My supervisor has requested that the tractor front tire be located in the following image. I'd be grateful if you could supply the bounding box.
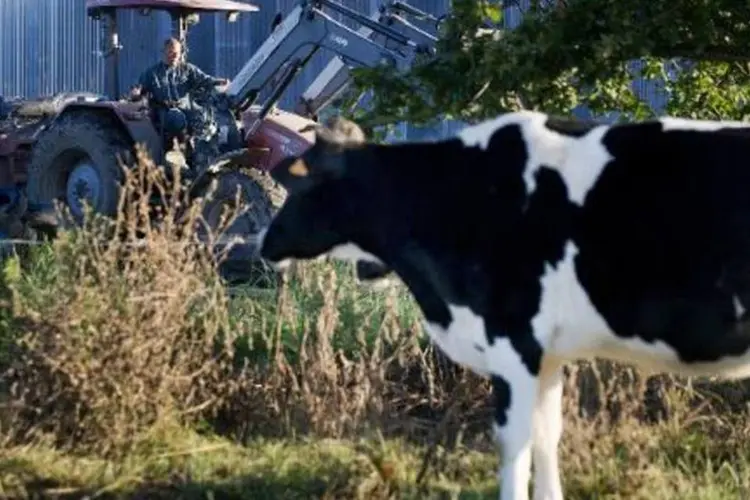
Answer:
[26,111,132,224]
[196,170,277,286]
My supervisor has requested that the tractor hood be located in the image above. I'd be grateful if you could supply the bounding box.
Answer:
[85,0,260,14]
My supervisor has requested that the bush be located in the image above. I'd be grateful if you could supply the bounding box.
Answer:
[0,148,252,457]
[0,147,480,458]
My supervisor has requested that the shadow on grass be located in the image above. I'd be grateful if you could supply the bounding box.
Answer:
[5,464,498,500]
[0,435,499,500]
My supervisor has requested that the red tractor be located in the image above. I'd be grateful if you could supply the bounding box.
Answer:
[0,0,435,282]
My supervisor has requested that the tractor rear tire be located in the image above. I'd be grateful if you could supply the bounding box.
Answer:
[196,170,276,286]
[26,111,132,224]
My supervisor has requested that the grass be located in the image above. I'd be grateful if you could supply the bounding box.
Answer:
[1,418,748,499]
[0,429,499,499]
[1,149,750,498]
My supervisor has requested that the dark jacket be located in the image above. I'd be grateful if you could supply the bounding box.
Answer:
[137,61,222,107]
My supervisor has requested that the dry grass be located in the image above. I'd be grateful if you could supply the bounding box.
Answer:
[0,150,750,498]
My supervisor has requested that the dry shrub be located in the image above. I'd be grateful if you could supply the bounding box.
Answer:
[556,360,750,496]
[214,259,492,444]
[0,146,250,457]
[0,143,490,461]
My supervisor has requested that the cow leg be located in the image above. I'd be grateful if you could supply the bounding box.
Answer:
[531,360,564,500]
[490,344,540,500]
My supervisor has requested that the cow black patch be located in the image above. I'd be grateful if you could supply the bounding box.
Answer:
[355,260,390,281]
[573,121,750,363]
[492,375,512,426]
[478,166,573,375]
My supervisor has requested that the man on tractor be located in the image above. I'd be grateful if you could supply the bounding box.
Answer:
[130,37,230,178]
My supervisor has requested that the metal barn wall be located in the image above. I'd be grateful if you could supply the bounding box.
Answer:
[0,0,171,98]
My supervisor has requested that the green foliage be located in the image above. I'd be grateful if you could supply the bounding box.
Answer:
[346,0,750,128]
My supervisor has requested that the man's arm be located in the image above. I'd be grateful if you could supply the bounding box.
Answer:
[186,63,229,90]
[131,67,155,100]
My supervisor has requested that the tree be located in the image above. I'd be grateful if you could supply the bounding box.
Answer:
[346,0,750,132]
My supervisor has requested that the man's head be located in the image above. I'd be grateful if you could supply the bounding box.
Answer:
[163,37,183,67]
[258,117,391,281]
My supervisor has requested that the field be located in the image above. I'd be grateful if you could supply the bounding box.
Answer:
[1,155,750,499]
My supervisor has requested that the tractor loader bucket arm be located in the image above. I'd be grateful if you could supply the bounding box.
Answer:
[225,0,422,113]
[294,1,438,118]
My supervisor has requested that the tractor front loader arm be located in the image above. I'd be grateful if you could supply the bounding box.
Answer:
[224,0,422,116]
[294,0,439,118]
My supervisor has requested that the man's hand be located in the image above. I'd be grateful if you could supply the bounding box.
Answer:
[129,85,143,101]
[214,78,230,87]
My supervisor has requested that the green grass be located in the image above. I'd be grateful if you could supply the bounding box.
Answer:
[1,426,749,499]
[0,427,494,499]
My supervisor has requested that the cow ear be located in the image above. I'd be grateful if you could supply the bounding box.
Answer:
[271,155,317,192]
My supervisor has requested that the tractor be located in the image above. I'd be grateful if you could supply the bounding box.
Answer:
[0,0,439,282]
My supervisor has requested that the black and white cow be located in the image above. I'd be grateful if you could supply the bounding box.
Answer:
[258,110,750,500]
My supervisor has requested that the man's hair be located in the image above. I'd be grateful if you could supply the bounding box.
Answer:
[164,37,182,48]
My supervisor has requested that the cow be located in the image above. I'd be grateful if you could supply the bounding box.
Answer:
[257,109,750,500]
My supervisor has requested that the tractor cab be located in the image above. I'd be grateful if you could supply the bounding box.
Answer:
[85,0,260,100]
[85,0,260,167]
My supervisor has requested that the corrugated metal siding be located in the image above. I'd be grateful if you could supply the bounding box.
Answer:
[0,0,170,98]
[113,8,172,94]
[1,0,671,138]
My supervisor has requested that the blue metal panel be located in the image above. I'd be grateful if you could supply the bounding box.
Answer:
[185,11,217,74]
[211,0,280,99]
[0,0,169,99]
[114,8,172,94]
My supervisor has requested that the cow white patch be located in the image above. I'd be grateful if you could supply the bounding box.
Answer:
[734,296,746,319]
[530,241,750,380]
[423,304,491,375]
[458,110,568,194]
[457,110,545,150]
[359,276,397,291]
[329,243,385,266]
[551,126,613,205]
[659,116,750,132]
[457,111,613,206]
[488,343,536,500]
[531,359,565,500]
[329,243,394,289]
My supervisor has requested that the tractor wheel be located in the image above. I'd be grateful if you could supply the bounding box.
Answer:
[196,170,277,287]
[25,111,132,224]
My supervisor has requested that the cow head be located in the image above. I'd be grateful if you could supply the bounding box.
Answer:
[259,117,392,283]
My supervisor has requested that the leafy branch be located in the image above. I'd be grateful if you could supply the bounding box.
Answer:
[344,0,750,129]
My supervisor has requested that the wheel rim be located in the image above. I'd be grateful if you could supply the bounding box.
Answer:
[65,158,101,221]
